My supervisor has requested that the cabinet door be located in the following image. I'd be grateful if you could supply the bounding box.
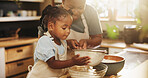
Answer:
[5,45,33,62]
[6,58,33,76]
[11,73,27,78]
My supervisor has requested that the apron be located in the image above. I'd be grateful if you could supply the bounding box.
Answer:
[26,32,67,78]
[66,14,89,59]
[67,14,89,41]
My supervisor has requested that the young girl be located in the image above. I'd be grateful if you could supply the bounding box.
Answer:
[27,5,90,78]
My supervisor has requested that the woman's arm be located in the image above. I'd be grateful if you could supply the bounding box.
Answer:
[67,34,102,49]
[87,34,102,47]
[79,34,102,49]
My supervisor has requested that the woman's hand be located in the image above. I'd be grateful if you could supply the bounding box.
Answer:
[79,39,87,49]
[72,54,90,66]
[67,39,79,49]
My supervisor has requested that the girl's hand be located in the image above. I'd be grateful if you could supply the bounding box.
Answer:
[72,54,91,66]
[79,39,87,49]
[67,39,79,49]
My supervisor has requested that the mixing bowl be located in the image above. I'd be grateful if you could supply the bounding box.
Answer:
[101,55,125,76]
[69,65,101,78]
[74,49,106,66]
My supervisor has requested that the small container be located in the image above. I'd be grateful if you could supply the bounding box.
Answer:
[18,10,27,17]
[124,25,140,44]
[27,10,32,16]
[0,9,3,17]
[32,10,37,16]
[7,11,15,17]
[21,10,27,17]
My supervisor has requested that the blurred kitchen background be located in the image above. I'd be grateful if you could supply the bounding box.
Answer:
[0,0,148,78]
[0,0,148,42]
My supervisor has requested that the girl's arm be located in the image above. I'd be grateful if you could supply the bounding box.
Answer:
[46,54,90,69]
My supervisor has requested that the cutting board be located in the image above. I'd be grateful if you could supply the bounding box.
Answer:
[130,43,148,50]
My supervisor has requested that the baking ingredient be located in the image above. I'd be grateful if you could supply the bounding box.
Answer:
[102,59,117,63]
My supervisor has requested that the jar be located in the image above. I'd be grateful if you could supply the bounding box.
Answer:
[124,25,140,44]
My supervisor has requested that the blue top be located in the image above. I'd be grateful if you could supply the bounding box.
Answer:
[34,36,66,63]
[71,4,103,35]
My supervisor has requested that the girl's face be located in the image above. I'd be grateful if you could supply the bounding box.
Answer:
[63,0,86,20]
[50,15,73,40]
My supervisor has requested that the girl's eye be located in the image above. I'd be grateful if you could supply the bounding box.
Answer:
[62,27,66,30]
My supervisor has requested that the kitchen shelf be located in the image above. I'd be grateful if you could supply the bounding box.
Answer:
[0,0,44,2]
[0,16,41,22]
[19,0,44,2]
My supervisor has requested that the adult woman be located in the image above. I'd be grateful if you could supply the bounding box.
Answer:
[62,0,103,49]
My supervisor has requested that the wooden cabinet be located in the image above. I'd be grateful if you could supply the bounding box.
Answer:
[0,38,38,78]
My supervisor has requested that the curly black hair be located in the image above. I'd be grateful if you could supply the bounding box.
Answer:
[40,5,70,32]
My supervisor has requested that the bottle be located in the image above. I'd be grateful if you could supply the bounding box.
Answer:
[0,9,3,17]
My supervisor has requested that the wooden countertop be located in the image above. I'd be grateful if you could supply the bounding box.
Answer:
[0,38,38,47]
[100,39,127,49]
[101,39,148,53]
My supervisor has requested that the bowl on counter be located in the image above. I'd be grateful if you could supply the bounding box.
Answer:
[101,55,125,76]
[74,49,107,66]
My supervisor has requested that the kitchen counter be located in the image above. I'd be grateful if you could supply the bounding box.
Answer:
[0,37,38,47]
[117,51,148,78]
[120,60,148,78]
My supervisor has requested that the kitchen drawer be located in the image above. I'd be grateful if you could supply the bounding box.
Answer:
[6,58,33,76]
[5,45,33,62]
[11,73,28,78]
